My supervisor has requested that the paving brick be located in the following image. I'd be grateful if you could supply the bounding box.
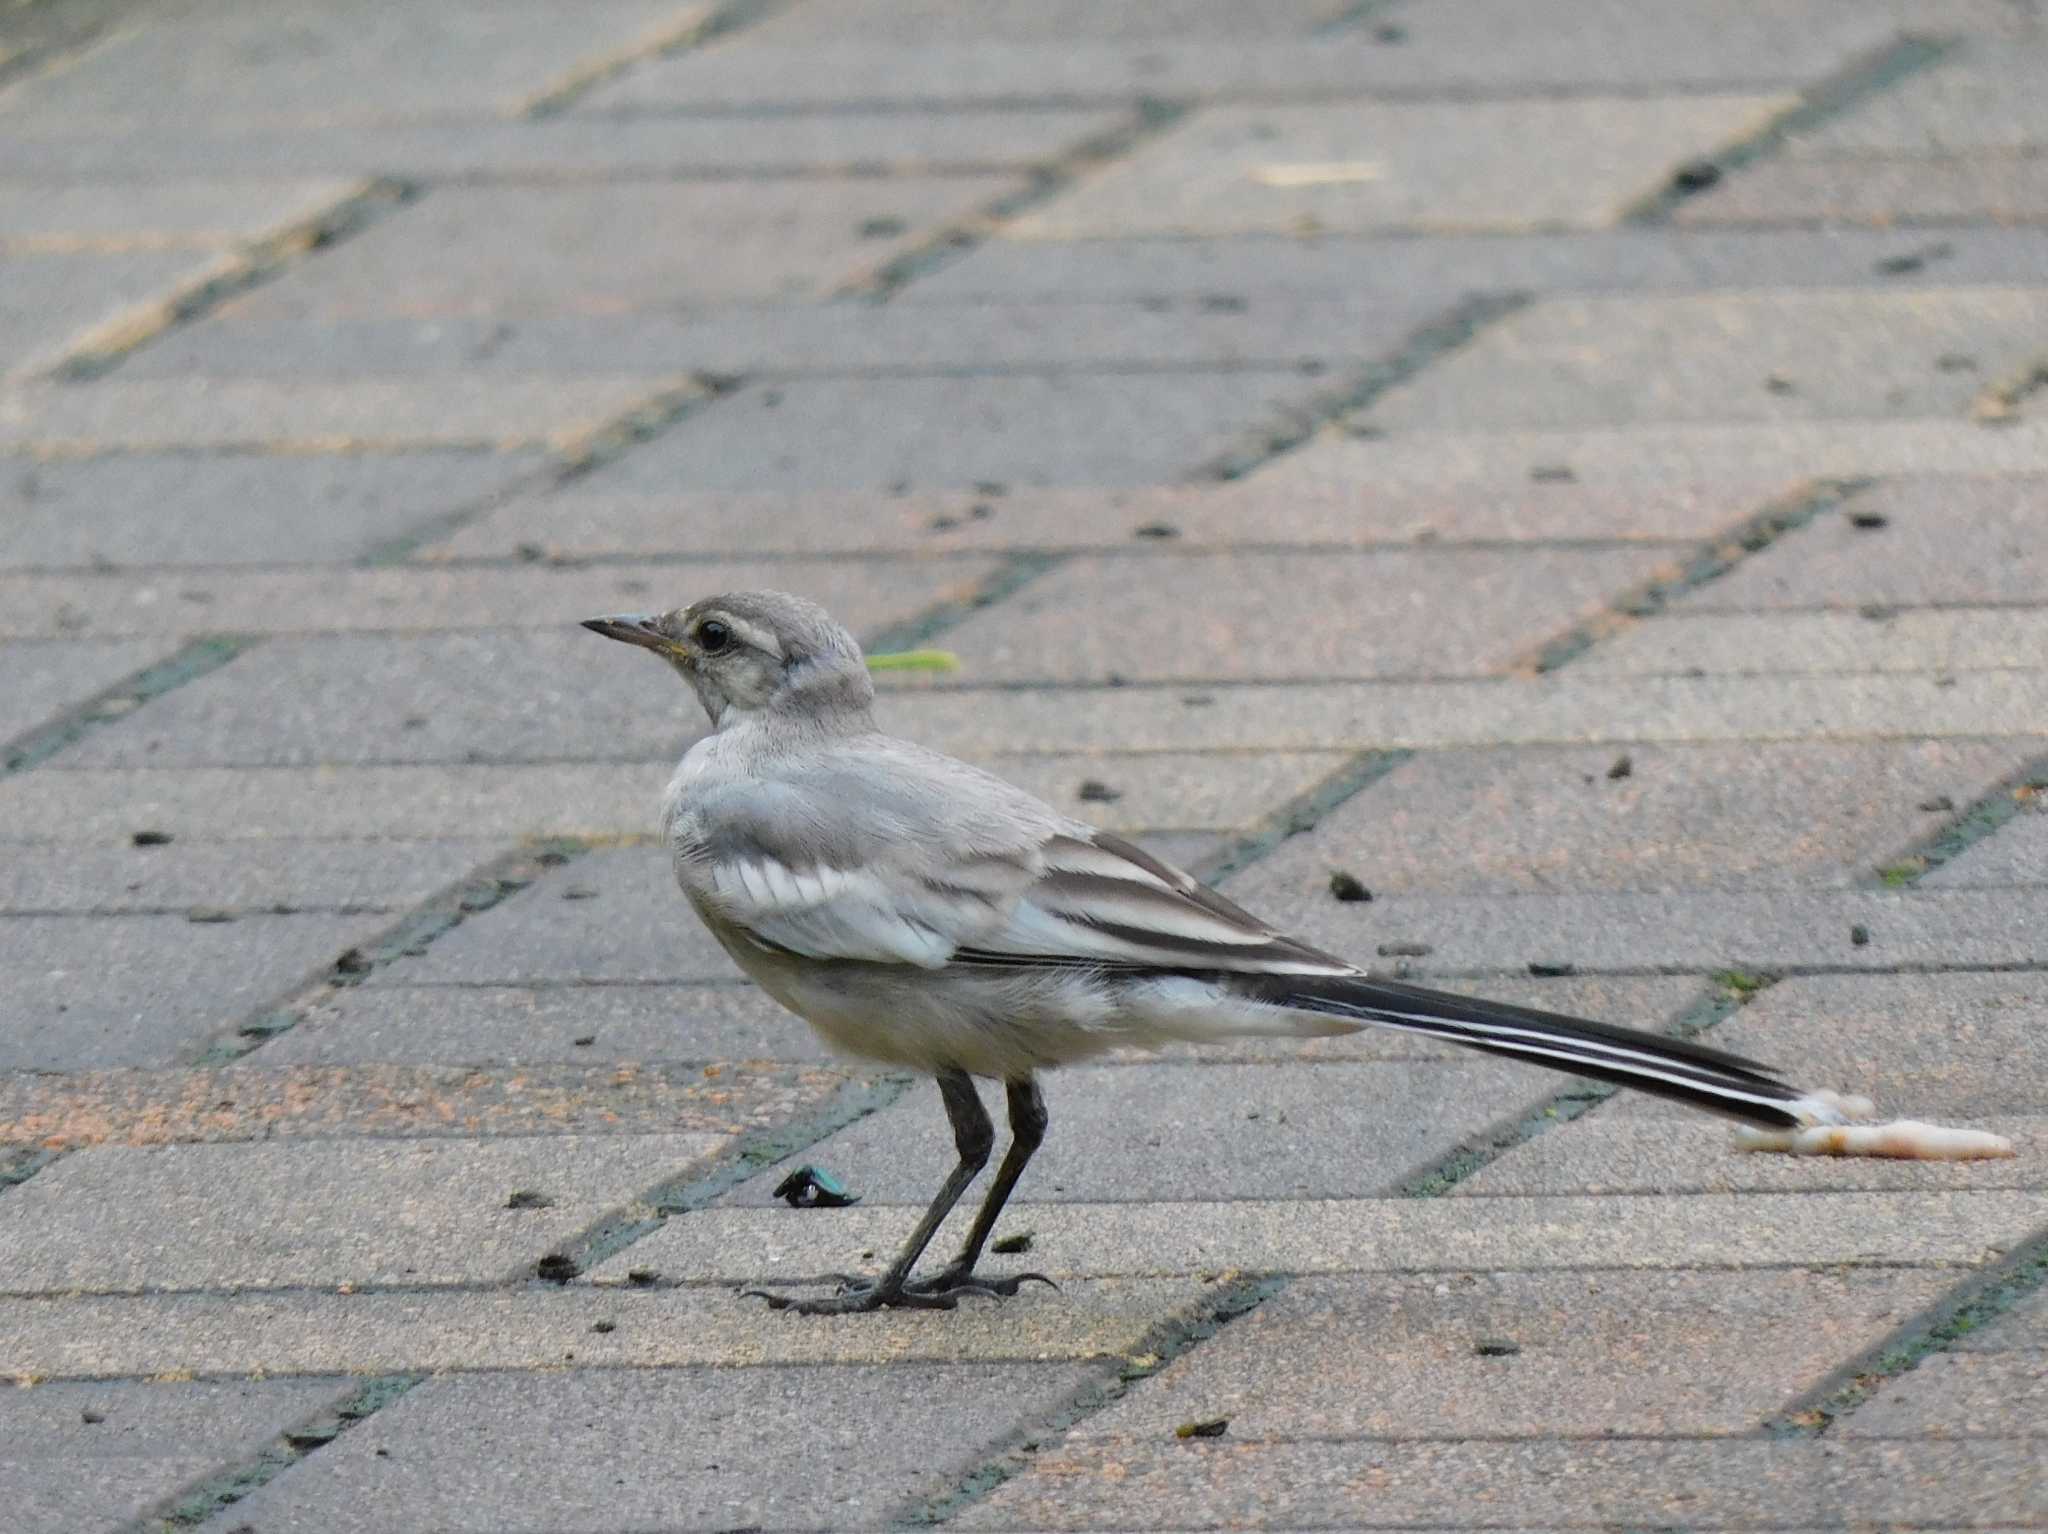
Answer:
[571,370,1335,492]
[725,1059,1560,1209]
[0,637,175,741]
[223,1363,1097,1534]
[0,911,387,1070]
[0,838,497,914]
[1843,1351,2048,1438]
[1924,806,2048,886]
[913,225,2048,302]
[955,1437,2048,1531]
[0,1377,351,1534]
[0,1280,1195,1379]
[742,0,1349,41]
[0,1,715,122]
[594,1188,2042,1284]
[932,547,1679,682]
[0,555,996,640]
[1681,476,2048,610]
[370,846,743,985]
[0,1132,724,1293]
[1957,1284,2048,1350]
[879,671,2048,758]
[1010,96,1795,237]
[1674,151,2048,226]
[261,982,833,1066]
[429,478,1764,562]
[0,764,660,843]
[0,374,682,453]
[1575,608,2048,677]
[1608,972,2048,1119]
[1236,739,2038,895]
[1075,1268,1952,1440]
[0,249,227,379]
[2,106,1129,179]
[1183,886,2048,980]
[212,178,1020,317]
[0,449,546,568]
[1261,419,2048,494]
[0,177,358,243]
[130,289,1437,379]
[1451,1114,2045,1196]
[1792,37,2048,154]
[966,751,1352,834]
[1367,289,2047,431]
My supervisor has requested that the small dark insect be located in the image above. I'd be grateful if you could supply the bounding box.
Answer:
[590,1321,617,1334]
[1328,870,1373,903]
[1670,160,1720,192]
[1077,779,1123,803]
[1848,511,1889,530]
[1175,1417,1230,1439]
[1528,961,1577,978]
[1850,925,1871,947]
[626,1268,659,1288]
[505,1190,553,1210]
[1474,1337,1522,1358]
[535,1253,579,1283]
[1606,753,1634,781]
[991,1230,1035,1255]
[1377,941,1432,958]
[131,829,173,846]
[774,1165,861,1208]
[1132,522,1181,540]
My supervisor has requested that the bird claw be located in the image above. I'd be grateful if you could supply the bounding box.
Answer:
[740,1268,1057,1314]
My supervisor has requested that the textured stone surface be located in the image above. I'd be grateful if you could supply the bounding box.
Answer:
[0,911,388,1070]
[0,637,174,741]
[1077,1268,1951,1439]
[1682,477,2048,609]
[1924,806,2048,886]
[0,177,358,243]
[0,1132,725,1292]
[1792,37,2048,154]
[934,547,1677,681]
[1237,739,2038,895]
[1011,96,1795,237]
[0,249,226,379]
[0,838,495,914]
[1367,289,2048,431]
[1674,152,2048,226]
[0,450,547,568]
[222,1363,1097,1534]
[1838,1350,2048,1437]
[1575,607,2048,677]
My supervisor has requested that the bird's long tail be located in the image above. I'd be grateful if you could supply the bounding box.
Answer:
[1240,972,1846,1130]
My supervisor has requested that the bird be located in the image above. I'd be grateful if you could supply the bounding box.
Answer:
[583,589,1856,1315]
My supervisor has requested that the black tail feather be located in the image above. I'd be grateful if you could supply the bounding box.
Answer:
[1244,972,1811,1130]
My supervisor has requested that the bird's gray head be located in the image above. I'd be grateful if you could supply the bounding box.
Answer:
[582,590,874,730]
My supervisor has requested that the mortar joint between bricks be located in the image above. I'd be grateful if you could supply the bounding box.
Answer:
[518,0,796,118]
[858,552,1072,657]
[1860,747,2048,891]
[0,633,259,779]
[184,838,597,1068]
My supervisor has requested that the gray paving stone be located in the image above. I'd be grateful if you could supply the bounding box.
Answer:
[1076,1268,1952,1439]
[1011,96,1794,237]
[741,0,1348,41]
[1191,885,2048,980]
[0,637,174,741]
[1793,37,2048,154]
[955,1437,2048,1530]
[1608,971,2048,1119]
[913,225,2048,302]
[1367,288,2047,431]
[0,1376,351,1534]
[129,289,1437,381]
[0,911,383,1069]
[213,177,1019,317]
[429,477,1764,562]
[964,752,1352,835]
[572,370,1335,492]
[1574,608,2048,678]
[1842,1351,2048,1437]
[1957,1284,2048,1350]
[0,1280,1196,1379]
[1924,806,2048,887]
[0,838,497,913]
[1451,1114,2045,1196]
[1237,739,2038,895]
[725,1059,1560,1208]
[0,0,715,121]
[371,846,743,985]
[597,1188,2043,1284]
[0,176,357,242]
[2,106,1129,178]
[1682,476,2048,610]
[223,1362,1097,1534]
[0,764,661,843]
[1674,151,2048,226]
[0,249,226,380]
[0,449,547,569]
[0,555,997,640]
[262,982,832,1066]
[0,1131,723,1293]
[933,547,1678,682]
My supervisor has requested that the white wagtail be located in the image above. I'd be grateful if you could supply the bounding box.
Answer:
[585,590,1867,1314]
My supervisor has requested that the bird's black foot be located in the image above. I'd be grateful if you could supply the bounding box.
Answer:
[904,1265,1059,1299]
[743,1267,1057,1314]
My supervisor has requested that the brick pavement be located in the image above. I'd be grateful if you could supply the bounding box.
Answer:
[1,0,2045,1530]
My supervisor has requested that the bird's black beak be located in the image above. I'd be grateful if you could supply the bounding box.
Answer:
[581,614,680,656]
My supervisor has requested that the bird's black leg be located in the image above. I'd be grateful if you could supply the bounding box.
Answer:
[747,1069,992,1315]
[905,1077,1056,1299]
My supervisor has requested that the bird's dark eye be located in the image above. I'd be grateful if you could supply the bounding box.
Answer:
[695,618,732,654]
